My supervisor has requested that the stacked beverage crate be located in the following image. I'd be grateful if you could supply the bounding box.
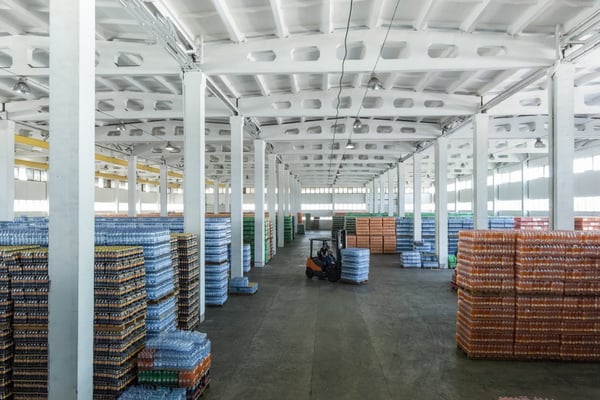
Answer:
[10,248,49,399]
[133,330,211,399]
[97,229,177,339]
[340,248,370,283]
[173,234,200,331]
[205,219,231,306]
[382,217,397,254]
[400,251,421,268]
[0,250,11,400]
[514,217,548,230]
[455,231,518,358]
[94,246,147,399]
[421,218,436,252]
[488,217,514,230]
[369,218,383,254]
[170,236,180,303]
[574,217,600,231]
[395,218,414,252]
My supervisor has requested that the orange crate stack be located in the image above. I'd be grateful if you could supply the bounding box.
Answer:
[355,218,370,236]
[369,235,383,254]
[356,235,370,249]
[382,217,396,236]
[383,236,397,254]
[574,217,600,231]
[369,218,383,235]
[346,235,357,248]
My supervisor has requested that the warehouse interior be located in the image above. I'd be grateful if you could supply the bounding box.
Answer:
[1,0,600,399]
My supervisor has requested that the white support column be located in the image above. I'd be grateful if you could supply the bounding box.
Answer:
[213,178,220,214]
[387,169,394,216]
[379,176,384,214]
[371,180,376,213]
[0,121,15,221]
[548,62,575,230]
[277,163,285,247]
[127,155,137,217]
[492,168,498,217]
[48,0,95,397]
[413,154,422,243]
[285,170,291,215]
[268,154,277,255]
[435,137,448,268]
[225,183,230,212]
[454,177,459,212]
[230,116,244,278]
[473,113,489,230]
[254,139,266,267]
[183,71,206,321]
[114,189,120,215]
[160,163,168,217]
[397,163,406,217]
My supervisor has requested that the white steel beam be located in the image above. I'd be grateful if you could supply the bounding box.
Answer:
[0,36,179,77]
[269,0,289,38]
[230,115,244,278]
[160,163,168,216]
[446,71,474,94]
[473,113,489,229]
[320,0,334,34]
[476,70,518,96]
[183,71,206,321]
[397,162,405,217]
[290,74,300,93]
[124,76,151,93]
[218,75,241,98]
[413,0,438,30]
[413,153,422,242]
[255,75,270,97]
[96,76,120,91]
[154,76,179,95]
[507,0,554,36]
[367,0,386,29]
[0,121,15,221]
[549,62,575,230]
[48,0,94,398]
[460,0,492,33]
[4,0,49,29]
[435,136,448,268]
[210,0,246,42]
[201,30,555,74]
[127,155,138,216]
[268,154,277,255]
[0,14,24,35]
[254,139,266,267]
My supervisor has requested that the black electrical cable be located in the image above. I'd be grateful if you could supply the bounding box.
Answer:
[328,0,354,187]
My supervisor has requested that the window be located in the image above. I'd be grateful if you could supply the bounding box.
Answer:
[574,157,593,174]
[509,170,521,183]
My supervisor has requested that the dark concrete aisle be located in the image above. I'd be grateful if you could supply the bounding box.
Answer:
[201,232,600,400]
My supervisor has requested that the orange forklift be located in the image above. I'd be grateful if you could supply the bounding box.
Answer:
[305,230,346,282]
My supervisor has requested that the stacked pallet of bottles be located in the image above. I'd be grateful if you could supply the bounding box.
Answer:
[574,217,600,231]
[513,217,548,230]
[284,216,294,243]
[488,216,514,230]
[369,218,383,254]
[173,234,200,330]
[455,231,518,358]
[345,215,356,234]
[395,218,414,252]
[421,218,436,253]
[0,250,12,400]
[331,215,345,237]
[514,231,600,360]
[94,246,147,399]
[134,330,211,399]
[242,214,271,264]
[382,217,396,254]
[170,236,180,315]
[205,219,231,306]
[10,248,49,399]
[243,244,251,273]
[355,218,370,249]
[97,229,177,339]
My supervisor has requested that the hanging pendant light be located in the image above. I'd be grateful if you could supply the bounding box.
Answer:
[13,79,31,95]
[367,74,383,90]
[345,140,356,150]
[534,137,546,149]
[353,117,362,130]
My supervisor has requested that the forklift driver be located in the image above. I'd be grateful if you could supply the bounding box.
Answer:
[317,241,335,269]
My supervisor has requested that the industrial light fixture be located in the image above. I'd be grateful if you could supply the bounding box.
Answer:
[165,141,179,153]
[345,140,356,150]
[117,121,127,131]
[534,137,546,149]
[40,130,49,142]
[460,162,466,168]
[353,118,362,130]
[13,79,31,95]
[489,153,495,160]
[367,74,383,90]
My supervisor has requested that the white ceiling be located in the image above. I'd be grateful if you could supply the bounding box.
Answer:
[1,0,600,187]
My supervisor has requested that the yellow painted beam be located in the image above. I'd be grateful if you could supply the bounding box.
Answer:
[15,159,48,170]
[14,135,49,149]
[95,153,128,167]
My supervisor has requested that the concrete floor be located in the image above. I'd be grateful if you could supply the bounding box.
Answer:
[201,231,600,400]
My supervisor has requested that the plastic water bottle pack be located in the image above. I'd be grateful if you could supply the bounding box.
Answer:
[400,251,422,268]
[118,385,187,400]
[243,244,251,272]
[341,248,370,282]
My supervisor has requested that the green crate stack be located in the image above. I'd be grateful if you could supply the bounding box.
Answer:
[448,255,457,269]
[243,216,272,263]
[332,215,345,234]
[284,216,294,243]
[345,216,356,234]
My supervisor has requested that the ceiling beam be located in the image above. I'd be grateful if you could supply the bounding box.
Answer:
[210,0,246,42]
[320,0,334,34]
[446,71,474,94]
[200,30,555,74]
[217,75,241,98]
[123,76,151,93]
[367,0,386,29]
[154,76,179,95]
[413,0,438,31]
[268,0,289,38]
[255,75,270,97]
[460,0,492,33]
[507,0,554,35]
[3,0,49,30]
[290,74,300,94]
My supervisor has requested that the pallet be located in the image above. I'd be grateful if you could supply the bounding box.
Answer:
[229,282,258,296]
[339,279,368,285]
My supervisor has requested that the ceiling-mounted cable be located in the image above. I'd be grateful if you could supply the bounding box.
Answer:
[327,0,354,186]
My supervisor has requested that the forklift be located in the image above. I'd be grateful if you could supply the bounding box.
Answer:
[305,230,346,282]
